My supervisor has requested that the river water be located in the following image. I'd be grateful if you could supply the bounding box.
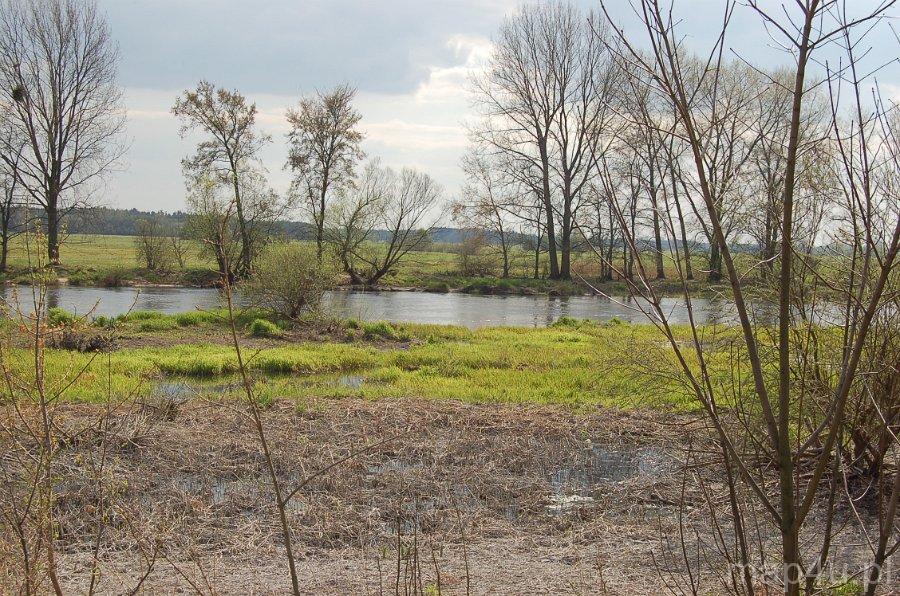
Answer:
[0,285,754,328]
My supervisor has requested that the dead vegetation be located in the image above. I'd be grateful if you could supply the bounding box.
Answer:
[0,394,893,594]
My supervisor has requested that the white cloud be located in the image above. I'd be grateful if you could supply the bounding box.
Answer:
[114,33,490,211]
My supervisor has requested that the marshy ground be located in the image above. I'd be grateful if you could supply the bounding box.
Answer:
[2,313,895,593]
[15,394,889,595]
[47,396,693,594]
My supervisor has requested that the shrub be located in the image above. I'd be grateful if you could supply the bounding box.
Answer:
[424,281,450,293]
[47,328,117,352]
[66,270,93,286]
[124,310,166,321]
[135,217,174,272]
[456,231,499,277]
[48,307,76,327]
[242,242,335,319]
[92,315,118,329]
[552,316,580,328]
[249,318,282,338]
[98,267,131,287]
[156,355,234,376]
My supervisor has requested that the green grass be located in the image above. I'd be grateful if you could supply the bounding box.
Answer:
[5,318,718,409]
[249,318,282,338]
[0,233,737,296]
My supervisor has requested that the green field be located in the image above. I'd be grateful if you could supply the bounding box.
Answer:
[4,311,727,410]
[1,233,735,296]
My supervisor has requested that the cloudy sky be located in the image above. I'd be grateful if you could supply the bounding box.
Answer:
[97,0,899,217]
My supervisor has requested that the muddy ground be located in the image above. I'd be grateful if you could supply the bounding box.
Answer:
[3,396,897,594]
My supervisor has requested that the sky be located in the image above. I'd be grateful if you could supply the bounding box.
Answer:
[97,0,899,219]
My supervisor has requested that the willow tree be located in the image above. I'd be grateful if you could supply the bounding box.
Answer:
[327,161,440,286]
[0,0,125,265]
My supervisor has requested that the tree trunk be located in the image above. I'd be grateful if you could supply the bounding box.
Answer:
[708,240,722,282]
[671,174,693,280]
[559,184,572,280]
[605,208,615,281]
[501,243,510,278]
[46,203,60,266]
[762,198,776,280]
[316,174,328,261]
[559,228,571,280]
[1,214,9,272]
[228,161,252,276]
[539,142,560,279]
[648,165,665,279]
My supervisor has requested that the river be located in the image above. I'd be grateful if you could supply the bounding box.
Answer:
[0,285,757,328]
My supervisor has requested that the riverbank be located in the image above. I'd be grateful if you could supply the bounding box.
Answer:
[0,263,735,299]
[0,233,738,297]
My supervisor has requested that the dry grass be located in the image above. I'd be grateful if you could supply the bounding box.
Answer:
[3,395,892,594]
[10,396,688,594]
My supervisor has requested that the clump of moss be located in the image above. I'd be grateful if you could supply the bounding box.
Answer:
[137,318,178,332]
[175,311,219,327]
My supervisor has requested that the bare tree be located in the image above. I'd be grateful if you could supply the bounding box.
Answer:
[0,135,25,272]
[0,0,125,265]
[184,175,243,281]
[472,3,563,279]
[173,81,270,276]
[286,84,364,260]
[596,1,899,593]
[327,160,441,286]
[454,151,516,278]
[134,217,171,272]
[473,3,619,280]
[168,230,190,270]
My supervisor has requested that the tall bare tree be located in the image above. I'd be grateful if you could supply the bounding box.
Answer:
[0,134,24,272]
[286,84,364,260]
[173,81,270,276]
[0,0,125,265]
[472,3,563,279]
[473,3,618,280]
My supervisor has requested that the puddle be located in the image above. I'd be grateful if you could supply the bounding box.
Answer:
[173,475,306,514]
[153,381,195,400]
[551,444,672,488]
[546,443,674,515]
[336,375,365,389]
[547,494,595,515]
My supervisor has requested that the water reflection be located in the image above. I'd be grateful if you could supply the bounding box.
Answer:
[0,285,777,328]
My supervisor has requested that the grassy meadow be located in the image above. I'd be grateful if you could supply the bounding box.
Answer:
[1,233,734,296]
[1,309,737,410]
